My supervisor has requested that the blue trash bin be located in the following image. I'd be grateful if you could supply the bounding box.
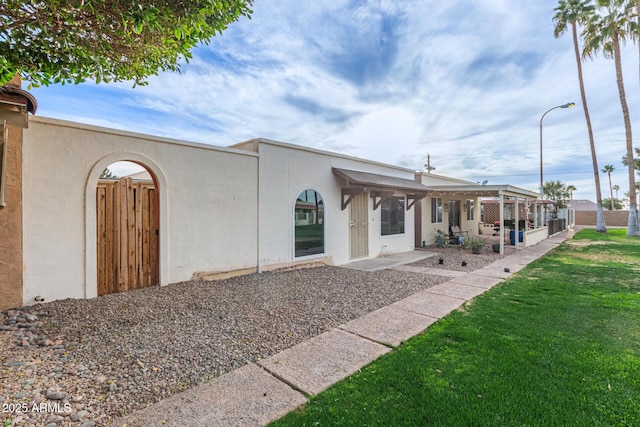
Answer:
[509,230,524,245]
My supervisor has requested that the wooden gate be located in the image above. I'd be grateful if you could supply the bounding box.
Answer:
[96,177,159,295]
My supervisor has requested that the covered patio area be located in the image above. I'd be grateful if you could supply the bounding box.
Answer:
[422,184,543,255]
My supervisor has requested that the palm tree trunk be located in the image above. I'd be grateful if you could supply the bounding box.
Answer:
[637,0,640,86]
[608,172,614,211]
[572,23,607,232]
[611,32,640,235]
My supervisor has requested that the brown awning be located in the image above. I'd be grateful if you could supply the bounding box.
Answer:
[332,167,430,210]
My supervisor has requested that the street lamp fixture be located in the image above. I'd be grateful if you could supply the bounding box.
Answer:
[539,102,575,196]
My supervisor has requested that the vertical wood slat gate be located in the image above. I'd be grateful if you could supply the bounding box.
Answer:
[97,177,159,296]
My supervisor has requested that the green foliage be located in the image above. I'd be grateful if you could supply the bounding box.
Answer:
[622,147,640,175]
[553,0,596,38]
[582,0,636,60]
[99,168,118,179]
[271,230,640,426]
[602,197,624,210]
[543,180,570,208]
[0,0,253,87]
[461,235,486,250]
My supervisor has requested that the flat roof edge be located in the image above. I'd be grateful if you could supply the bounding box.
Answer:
[234,137,417,174]
[30,116,259,158]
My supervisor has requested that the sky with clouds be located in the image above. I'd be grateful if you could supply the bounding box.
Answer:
[28,0,640,201]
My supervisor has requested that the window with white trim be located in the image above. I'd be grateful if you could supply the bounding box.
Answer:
[294,189,324,257]
[431,197,443,223]
[381,196,405,235]
[466,199,474,221]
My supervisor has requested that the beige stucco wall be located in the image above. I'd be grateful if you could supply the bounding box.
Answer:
[575,210,629,227]
[0,121,23,310]
[234,139,417,268]
[22,117,258,305]
[20,120,423,305]
[416,173,480,246]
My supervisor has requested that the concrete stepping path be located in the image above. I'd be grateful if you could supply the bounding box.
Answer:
[114,231,568,427]
[392,290,466,318]
[450,273,502,289]
[258,328,390,395]
[119,363,306,427]
[340,305,438,347]
[425,281,490,300]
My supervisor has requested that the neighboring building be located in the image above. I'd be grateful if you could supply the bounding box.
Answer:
[570,199,628,227]
[569,199,598,211]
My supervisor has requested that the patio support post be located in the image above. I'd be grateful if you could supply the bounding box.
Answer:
[499,190,504,255]
[514,196,520,249]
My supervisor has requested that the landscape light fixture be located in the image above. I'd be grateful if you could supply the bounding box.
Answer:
[539,102,575,195]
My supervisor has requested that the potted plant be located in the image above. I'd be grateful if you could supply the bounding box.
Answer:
[462,236,486,254]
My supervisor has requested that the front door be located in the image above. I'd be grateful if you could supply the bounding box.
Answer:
[349,192,369,259]
[448,200,461,229]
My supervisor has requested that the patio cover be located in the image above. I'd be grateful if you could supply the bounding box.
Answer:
[426,184,539,199]
[332,167,430,210]
[425,183,542,255]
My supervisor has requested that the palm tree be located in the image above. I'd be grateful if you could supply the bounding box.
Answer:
[583,0,639,235]
[635,0,640,85]
[543,180,570,216]
[621,146,640,175]
[602,164,615,210]
[554,0,607,232]
[566,184,577,201]
[613,184,620,199]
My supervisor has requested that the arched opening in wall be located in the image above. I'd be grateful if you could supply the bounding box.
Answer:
[294,189,325,257]
[96,161,159,296]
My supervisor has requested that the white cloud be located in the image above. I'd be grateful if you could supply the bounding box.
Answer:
[28,0,640,202]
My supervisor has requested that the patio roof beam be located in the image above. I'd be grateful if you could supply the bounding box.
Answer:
[406,193,427,210]
[341,187,365,210]
[371,190,395,210]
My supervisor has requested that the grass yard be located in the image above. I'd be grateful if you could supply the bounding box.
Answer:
[271,229,640,426]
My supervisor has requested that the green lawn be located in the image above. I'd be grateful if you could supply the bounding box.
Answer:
[271,229,640,426]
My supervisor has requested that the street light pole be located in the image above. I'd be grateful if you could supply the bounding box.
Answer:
[539,102,575,196]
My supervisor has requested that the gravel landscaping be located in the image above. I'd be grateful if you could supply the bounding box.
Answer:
[1,250,502,427]
[414,238,515,271]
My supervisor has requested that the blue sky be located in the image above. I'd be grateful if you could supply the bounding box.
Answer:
[29,0,640,201]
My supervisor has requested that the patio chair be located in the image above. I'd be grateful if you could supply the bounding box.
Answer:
[449,225,469,244]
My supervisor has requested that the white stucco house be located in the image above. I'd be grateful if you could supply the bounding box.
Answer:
[231,139,429,271]
[0,87,558,310]
[8,117,431,307]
